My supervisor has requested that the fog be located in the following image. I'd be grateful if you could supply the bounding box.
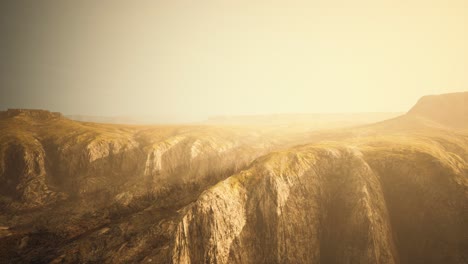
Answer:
[1,0,467,122]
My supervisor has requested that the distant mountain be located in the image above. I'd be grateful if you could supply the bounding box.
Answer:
[66,112,403,128]
[66,114,197,125]
[407,92,468,129]
[205,112,402,127]
[66,115,142,124]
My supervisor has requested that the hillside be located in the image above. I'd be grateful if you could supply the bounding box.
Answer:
[0,92,467,263]
[407,92,468,129]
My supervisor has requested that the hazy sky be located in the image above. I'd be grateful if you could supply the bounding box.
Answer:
[1,0,467,122]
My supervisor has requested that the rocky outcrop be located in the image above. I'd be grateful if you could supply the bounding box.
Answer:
[172,175,248,264]
[47,136,143,196]
[171,139,467,264]
[0,109,62,120]
[0,137,55,206]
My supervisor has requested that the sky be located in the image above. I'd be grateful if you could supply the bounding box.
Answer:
[1,0,467,122]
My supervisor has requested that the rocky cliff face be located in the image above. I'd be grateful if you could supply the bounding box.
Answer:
[170,138,467,264]
[0,92,467,264]
[0,139,52,206]
[0,109,281,263]
[0,110,275,210]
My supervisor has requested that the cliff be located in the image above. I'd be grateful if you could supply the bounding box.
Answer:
[169,137,467,264]
[0,93,467,263]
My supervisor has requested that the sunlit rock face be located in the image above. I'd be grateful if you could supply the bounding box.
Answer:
[170,141,467,264]
[0,92,467,263]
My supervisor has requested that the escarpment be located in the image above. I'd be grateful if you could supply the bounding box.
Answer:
[0,111,274,210]
[171,138,467,264]
[0,92,467,264]
[0,110,281,263]
[170,146,395,264]
[406,92,468,129]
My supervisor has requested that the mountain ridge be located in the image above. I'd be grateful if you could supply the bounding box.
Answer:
[0,92,467,263]
[407,91,468,129]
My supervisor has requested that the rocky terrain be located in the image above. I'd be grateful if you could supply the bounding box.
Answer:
[0,92,467,263]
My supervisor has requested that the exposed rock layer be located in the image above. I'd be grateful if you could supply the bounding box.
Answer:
[0,92,467,264]
[172,140,467,264]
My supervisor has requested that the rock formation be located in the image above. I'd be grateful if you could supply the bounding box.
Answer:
[0,92,467,263]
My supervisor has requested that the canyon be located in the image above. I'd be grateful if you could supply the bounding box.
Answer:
[0,92,467,263]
